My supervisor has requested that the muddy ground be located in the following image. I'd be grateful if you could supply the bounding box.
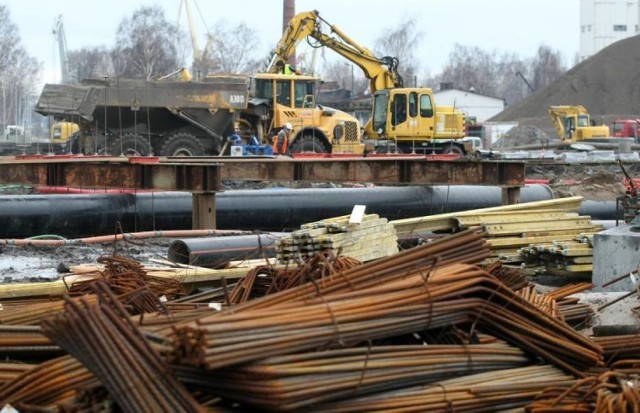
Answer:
[0,161,637,282]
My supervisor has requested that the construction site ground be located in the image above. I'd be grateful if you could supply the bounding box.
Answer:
[0,159,634,283]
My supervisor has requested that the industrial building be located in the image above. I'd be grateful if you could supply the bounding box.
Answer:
[579,0,640,61]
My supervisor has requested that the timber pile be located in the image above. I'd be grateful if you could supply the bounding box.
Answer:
[276,214,398,263]
[518,234,594,277]
[391,196,601,273]
[455,210,602,263]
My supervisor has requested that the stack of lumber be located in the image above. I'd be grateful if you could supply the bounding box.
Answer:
[518,234,594,277]
[455,210,602,263]
[390,196,601,270]
[391,196,585,237]
[277,214,398,263]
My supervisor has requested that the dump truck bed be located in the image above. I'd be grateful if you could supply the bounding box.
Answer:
[35,76,250,121]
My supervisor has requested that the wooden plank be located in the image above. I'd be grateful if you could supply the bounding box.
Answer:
[391,196,584,236]
[456,211,578,226]
[566,256,593,264]
[484,218,594,236]
[560,248,594,256]
[487,233,592,248]
[564,264,593,272]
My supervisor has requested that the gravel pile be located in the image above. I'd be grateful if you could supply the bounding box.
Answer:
[490,34,640,145]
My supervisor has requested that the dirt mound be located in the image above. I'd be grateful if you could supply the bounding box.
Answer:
[490,34,640,132]
[491,125,556,148]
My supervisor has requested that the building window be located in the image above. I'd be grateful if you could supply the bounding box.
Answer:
[613,25,627,32]
[636,24,639,32]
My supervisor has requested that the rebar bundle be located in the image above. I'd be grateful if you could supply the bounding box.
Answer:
[176,343,532,411]
[312,364,575,412]
[0,362,34,386]
[229,251,361,304]
[41,281,201,413]
[484,260,530,291]
[0,355,95,408]
[0,295,98,325]
[69,254,185,306]
[528,369,640,412]
[0,325,60,356]
[171,229,602,375]
[594,335,640,365]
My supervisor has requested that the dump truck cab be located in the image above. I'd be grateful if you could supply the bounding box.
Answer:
[245,73,363,155]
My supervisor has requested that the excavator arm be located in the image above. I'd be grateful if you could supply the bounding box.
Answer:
[268,10,403,94]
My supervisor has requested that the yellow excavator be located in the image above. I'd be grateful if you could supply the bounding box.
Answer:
[548,105,610,143]
[268,10,469,154]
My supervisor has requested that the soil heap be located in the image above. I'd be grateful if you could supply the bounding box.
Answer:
[489,34,640,146]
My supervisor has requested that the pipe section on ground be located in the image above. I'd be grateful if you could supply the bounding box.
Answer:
[0,185,556,238]
[168,233,289,268]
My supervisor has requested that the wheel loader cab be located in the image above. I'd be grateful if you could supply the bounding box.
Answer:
[249,73,362,155]
[251,74,316,109]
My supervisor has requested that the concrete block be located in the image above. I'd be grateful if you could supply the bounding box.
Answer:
[593,224,640,292]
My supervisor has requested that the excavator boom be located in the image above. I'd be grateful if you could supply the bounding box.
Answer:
[268,10,402,93]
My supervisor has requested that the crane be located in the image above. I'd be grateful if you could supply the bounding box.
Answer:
[179,0,215,77]
[52,15,69,84]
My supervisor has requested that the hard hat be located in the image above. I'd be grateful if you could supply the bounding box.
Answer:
[284,123,293,130]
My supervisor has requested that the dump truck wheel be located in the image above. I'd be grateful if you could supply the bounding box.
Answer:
[160,133,207,156]
[108,134,152,156]
[289,135,329,154]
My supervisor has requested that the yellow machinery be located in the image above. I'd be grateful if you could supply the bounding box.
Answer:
[549,105,610,142]
[268,10,469,154]
[50,121,79,145]
[242,72,363,154]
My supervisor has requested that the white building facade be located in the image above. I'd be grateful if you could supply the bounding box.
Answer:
[433,88,505,123]
[579,0,639,61]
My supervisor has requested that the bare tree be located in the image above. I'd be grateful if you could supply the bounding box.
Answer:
[426,43,567,108]
[68,47,113,83]
[373,15,423,86]
[530,45,566,91]
[0,5,41,129]
[207,19,261,74]
[432,45,501,96]
[321,60,368,96]
[111,5,188,79]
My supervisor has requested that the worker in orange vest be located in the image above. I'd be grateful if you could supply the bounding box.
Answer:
[273,123,292,155]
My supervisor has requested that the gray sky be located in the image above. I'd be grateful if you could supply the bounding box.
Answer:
[4,0,579,84]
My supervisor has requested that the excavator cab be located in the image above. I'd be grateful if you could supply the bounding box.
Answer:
[549,105,610,142]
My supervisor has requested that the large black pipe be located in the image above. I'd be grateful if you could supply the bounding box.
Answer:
[0,185,558,238]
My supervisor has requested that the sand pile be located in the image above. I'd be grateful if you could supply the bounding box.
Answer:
[490,34,640,143]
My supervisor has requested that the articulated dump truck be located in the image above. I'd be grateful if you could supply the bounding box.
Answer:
[35,76,249,156]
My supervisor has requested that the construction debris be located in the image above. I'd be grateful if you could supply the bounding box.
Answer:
[0,221,636,411]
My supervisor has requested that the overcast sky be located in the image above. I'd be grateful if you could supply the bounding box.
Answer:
[4,0,579,84]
